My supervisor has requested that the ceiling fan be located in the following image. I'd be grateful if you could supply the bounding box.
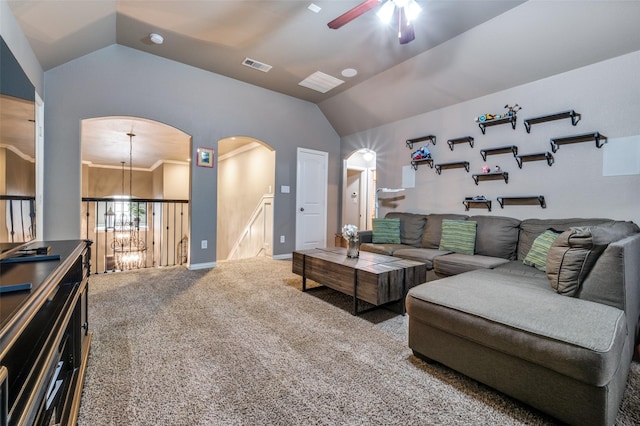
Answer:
[327,0,422,45]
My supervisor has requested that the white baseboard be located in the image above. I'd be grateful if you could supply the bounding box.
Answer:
[188,261,217,270]
[272,253,292,260]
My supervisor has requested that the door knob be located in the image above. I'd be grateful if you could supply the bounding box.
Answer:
[300,207,305,212]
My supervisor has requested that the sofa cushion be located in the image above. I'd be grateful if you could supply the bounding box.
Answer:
[433,253,510,276]
[468,215,521,260]
[421,214,467,249]
[517,218,612,260]
[439,219,477,255]
[494,260,547,279]
[385,212,427,247]
[407,269,627,387]
[546,221,640,296]
[372,218,401,244]
[523,229,561,271]
[359,242,407,256]
[392,248,452,269]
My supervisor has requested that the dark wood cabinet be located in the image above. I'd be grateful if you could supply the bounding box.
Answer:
[1,240,92,426]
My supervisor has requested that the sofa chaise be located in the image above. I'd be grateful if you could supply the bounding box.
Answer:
[359,212,640,425]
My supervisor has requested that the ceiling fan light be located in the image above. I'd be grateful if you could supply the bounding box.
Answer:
[376,0,395,24]
[405,0,422,22]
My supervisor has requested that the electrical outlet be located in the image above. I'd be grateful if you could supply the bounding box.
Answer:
[201,240,208,249]
[280,235,285,243]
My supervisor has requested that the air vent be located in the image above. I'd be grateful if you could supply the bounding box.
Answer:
[242,58,272,73]
[298,71,344,93]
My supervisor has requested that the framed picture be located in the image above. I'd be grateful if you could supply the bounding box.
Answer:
[196,147,214,167]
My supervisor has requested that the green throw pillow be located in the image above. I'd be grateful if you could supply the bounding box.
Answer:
[523,229,561,271]
[439,219,477,255]
[372,218,401,244]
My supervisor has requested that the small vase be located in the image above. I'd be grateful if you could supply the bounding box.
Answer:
[346,237,359,258]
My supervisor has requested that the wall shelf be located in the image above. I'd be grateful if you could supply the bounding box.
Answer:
[478,115,517,134]
[463,199,492,211]
[435,161,470,175]
[411,158,434,170]
[523,110,581,133]
[472,171,508,185]
[515,151,554,168]
[480,145,518,161]
[447,136,474,151]
[497,196,546,208]
[406,134,436,149]
[550,131,607,153]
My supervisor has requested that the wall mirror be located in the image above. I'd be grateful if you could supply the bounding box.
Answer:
[1,36,37,254]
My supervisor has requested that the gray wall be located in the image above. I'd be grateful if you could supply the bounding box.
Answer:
[43,44,340,265]
[341,50,640,226]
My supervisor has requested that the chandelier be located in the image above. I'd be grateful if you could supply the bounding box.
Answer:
[111,132,146,270]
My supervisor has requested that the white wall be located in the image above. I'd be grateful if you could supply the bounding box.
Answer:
[341,50,640,226]
[217,142,275,260]
[162,163,189,200]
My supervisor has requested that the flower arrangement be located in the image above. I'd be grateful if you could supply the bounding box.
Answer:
[342,224,359,241]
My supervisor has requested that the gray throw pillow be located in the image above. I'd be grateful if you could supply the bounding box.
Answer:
[546,222,640,296]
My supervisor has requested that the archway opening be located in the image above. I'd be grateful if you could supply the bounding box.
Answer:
[80,116,191,272]
[343,149,376,232]
[217,136,275,261]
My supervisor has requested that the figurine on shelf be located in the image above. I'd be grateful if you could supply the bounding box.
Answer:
[482,165,490,174]
[475,104,522,122]
[475,113,496,123]
[504,103,522,116]
[494,165,501,172]
[411,143,431,161]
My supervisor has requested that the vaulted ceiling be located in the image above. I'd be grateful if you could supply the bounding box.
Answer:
[8,0,524,104]
[6,0,640,166]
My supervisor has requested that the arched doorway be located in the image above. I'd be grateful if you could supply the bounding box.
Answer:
[343,149,376,231]
[217,136,275,261]
[80,116,191,272]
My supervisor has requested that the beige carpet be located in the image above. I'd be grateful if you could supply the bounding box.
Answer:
[78,257,640,425]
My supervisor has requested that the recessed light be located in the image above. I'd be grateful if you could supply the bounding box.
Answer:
[308,3,321,13]
[342,68,358,78]
[150,33,164,45]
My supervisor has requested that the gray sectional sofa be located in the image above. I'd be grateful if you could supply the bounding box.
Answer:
[359,212,640,426]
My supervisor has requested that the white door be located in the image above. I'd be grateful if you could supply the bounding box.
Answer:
[296,148,328,250]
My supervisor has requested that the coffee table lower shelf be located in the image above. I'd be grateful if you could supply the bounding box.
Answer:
[292,248,426,316]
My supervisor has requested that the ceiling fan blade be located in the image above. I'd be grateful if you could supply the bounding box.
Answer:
[328,0,381,29]
[398,7,416,44]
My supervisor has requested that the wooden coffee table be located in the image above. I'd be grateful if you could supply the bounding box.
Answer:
[292,247,427,315]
